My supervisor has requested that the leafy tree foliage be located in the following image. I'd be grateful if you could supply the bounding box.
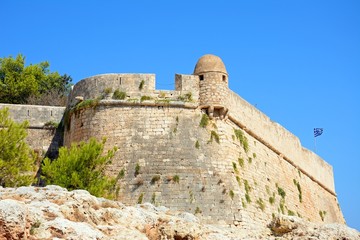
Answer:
[42,138,119,198]
[0,107,35,187]
[0,54,72,105]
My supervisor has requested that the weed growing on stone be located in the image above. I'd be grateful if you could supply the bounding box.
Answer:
[233,128,249,153]
[244,179,251,193]
[137,193,144,204]
[248,157,252,164]
[134,163,140,177]
[178,92,193,102]
[173,175,180,183]
[199,114,209,128]
[44,121,59,129]
[74,99,99,112]
[151,175,161,184]
[104,87,112,94]
[256,198,265,211]
[189,191,194,203]
[117,169,125,180]
[288,209,295,216]
[209,130,220,144]
[236,176,241,186]
[279,199,285,214]
[232,162,238,173]
[140,95,152,102]
[253,153,257,158]
[238,158,244,168]
[229,190,235,200]
[277,186,286,199]
[151,193,156,204]
[195,207,202,214]
[269,196,275,205]
[319,210,327,221]
[113,89,126,100]
[158,91,166,98]
[293,179,302,203]
[30,219,41,235]
[155,99,170,105]
[195,140,200,149]
[245,193,251,203]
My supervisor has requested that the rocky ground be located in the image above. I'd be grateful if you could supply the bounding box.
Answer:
[0,186,358,240]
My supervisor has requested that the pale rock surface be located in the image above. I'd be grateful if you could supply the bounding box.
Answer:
[0,186,358,240]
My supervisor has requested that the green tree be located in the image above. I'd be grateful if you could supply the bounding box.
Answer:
[0,54,72,105]
[0,107,35,187]
[42,138,119,198]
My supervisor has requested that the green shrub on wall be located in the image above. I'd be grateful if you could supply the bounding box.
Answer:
[113,89,126,100]
[199,114,209,128]
[233,128,249,153]
[209,130,220,144]
[42,137,118,199]
[0,107,35,187]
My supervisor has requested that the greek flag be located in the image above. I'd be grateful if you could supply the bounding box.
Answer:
[314,128,323,137]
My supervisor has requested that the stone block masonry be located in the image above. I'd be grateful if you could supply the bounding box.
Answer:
[0,103,65,159]
[64,101,344,227]
[1,54,345,228]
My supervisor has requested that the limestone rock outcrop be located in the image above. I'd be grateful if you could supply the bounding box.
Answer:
[0,186,358,240]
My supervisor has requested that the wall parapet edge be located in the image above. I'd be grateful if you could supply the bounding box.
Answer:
[0,103,65,127]
[226,90,335,193]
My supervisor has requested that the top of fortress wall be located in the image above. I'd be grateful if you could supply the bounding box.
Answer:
[68,73,156,106]
[0,103,65,127]
[226,90,335,192]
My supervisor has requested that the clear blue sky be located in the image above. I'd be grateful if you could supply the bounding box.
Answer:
[2,0,359,230]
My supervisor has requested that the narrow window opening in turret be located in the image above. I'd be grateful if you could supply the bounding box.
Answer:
[119,77,122,85]
[199,75,204,81]
[222,75,227,82]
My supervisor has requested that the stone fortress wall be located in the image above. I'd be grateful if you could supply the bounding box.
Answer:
[62,54,344,227]
[0,103,65,159]
[0,54,345,228]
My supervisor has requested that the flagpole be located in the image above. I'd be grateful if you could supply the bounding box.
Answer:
[314,135,317,153]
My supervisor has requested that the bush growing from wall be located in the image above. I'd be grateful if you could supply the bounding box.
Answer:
[233,128,249,153]
[41,137,118,199]
[199,114,209,128]
[0,107,35,187]
[113,89,126,100]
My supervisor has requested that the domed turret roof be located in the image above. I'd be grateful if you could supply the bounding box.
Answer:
[193,54,227,75]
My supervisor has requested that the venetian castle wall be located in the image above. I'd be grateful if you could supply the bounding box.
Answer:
[0,103,65,159]
[0,55,345,227]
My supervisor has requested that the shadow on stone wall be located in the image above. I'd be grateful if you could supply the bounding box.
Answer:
[34,117,64,186]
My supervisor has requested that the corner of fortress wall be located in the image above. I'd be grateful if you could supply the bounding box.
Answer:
[226,90,335,193]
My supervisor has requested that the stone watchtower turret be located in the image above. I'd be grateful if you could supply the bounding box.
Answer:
[193,54,229,119]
